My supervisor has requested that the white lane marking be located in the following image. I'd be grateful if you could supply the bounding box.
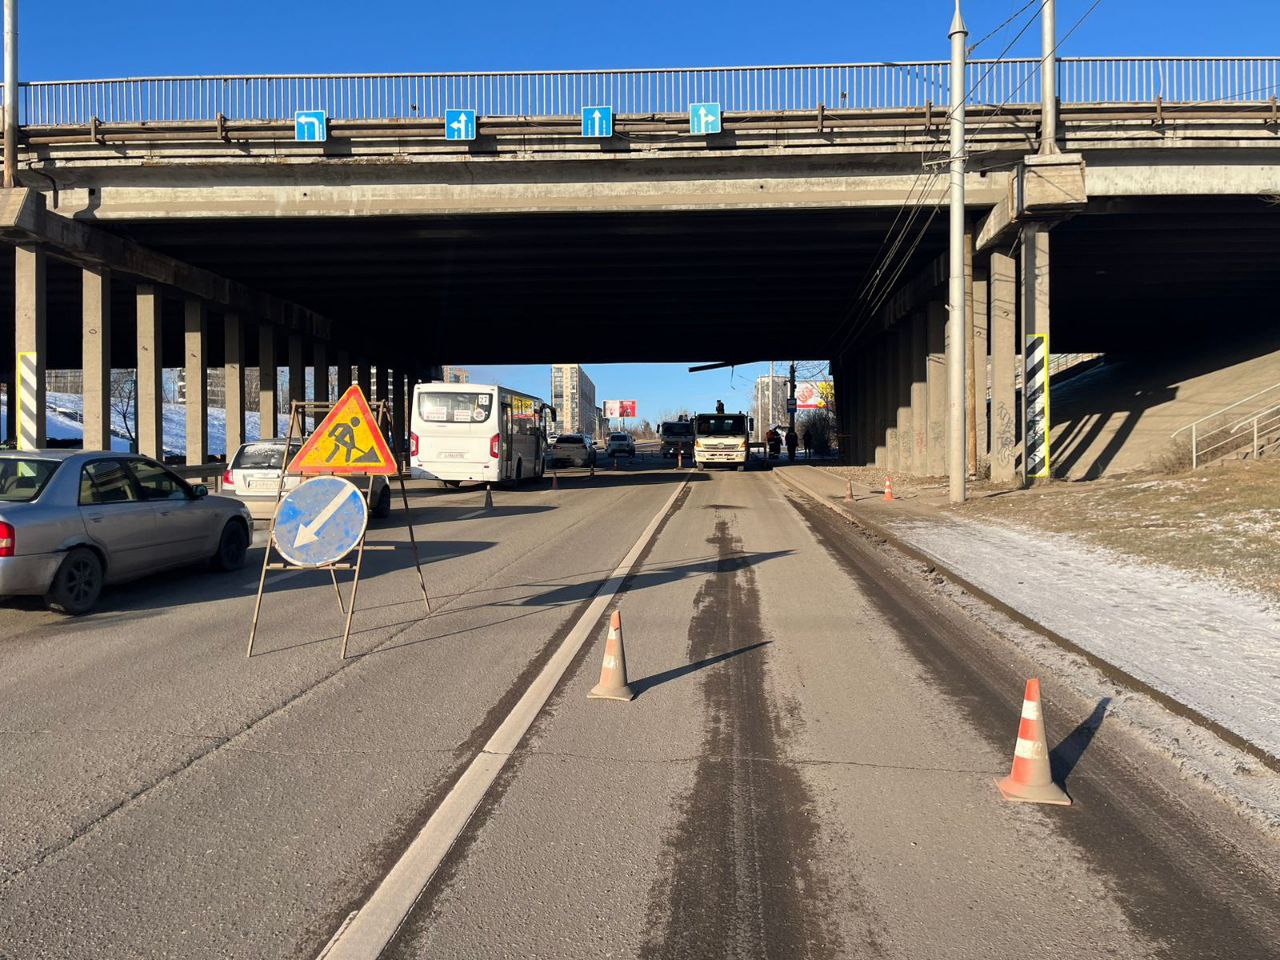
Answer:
[319,477,688,960]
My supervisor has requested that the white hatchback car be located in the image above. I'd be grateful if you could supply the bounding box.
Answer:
[605,433,635,457]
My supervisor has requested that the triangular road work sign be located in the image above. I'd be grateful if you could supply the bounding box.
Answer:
[288,385,397,475]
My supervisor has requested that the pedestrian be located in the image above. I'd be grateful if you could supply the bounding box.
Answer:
[785,426,798,462]
[766,426,781,459]
[716,399,726,414]
[802,427,812,460]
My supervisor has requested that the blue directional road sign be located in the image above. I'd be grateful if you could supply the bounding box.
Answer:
[689,102,722,135]
[272,475,368,567]
[294,110,328,142]
[581,105,613,138]
[445,108,477,141]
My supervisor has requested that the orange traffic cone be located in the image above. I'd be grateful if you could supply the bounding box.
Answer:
[613,455,619,471]
[883,476,895,501]
[843,477,855,503]
[677,451,683,468]
[552,470,559,490]
[589,461,595,478]
[588,610,634,702]
[995,678,1071,805]
[483,484,494,510]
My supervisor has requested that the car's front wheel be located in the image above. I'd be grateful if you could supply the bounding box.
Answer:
[46,547,104,615]
[371,484,392,519]
[212,520,250,571]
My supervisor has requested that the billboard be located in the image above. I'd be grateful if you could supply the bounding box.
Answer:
[603,400,638,418]
[794,381,833,410]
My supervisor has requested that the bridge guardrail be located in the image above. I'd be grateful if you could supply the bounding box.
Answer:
[7,57,1277,126]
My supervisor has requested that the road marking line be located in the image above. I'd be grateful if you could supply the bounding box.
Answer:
[318,476,689,960]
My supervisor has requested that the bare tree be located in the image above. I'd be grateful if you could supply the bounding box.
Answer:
[110,369,137,443]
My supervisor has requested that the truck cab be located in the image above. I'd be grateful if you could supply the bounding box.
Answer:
[693,412,752,471]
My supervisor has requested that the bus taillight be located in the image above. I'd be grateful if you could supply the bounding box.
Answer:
[410,432,419,457]
[490,433,501,458]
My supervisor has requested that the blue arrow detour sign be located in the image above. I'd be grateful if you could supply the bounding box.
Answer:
[272,475,369,567]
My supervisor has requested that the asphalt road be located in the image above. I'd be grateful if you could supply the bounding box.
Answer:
[0,459,1276,959]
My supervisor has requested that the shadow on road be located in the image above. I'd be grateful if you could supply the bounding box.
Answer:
[630,641,771,698]
[1050,696,1111,785]
[517,549,794,606]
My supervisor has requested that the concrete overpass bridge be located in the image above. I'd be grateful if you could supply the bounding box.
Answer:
[1,55,1278,479]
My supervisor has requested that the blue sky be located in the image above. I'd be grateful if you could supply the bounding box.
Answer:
[19,0,1274,420]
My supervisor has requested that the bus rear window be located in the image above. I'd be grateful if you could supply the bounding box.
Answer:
[418,392,492,424]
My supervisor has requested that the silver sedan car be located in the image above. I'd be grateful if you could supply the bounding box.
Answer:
[0,449,254,615]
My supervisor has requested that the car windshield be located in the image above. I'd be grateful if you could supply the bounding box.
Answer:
[696,415,748,436]
[556,435,583,445]
[661,422,693,437]
[418,391,493,424]
[232,441,301,471]
[610,434,628,441]
[0,457,60,502]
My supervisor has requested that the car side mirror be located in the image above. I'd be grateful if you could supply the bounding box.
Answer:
[193,484,209,498]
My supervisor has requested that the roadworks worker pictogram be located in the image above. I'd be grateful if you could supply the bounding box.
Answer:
[289,385,397,476]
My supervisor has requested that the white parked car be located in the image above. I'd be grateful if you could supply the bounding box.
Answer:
[224,439,391,521]
[605,433,635,457]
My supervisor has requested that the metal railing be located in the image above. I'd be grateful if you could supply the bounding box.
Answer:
[1172,381,1280,469]
[7,56,1278,127]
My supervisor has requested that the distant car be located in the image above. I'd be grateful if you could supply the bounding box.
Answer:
[605,433,635,457]
[0,449,253,615]
[546,434,596,468]
[224,439,391,521]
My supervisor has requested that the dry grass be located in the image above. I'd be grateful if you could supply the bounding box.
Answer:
[954,459,1280,598]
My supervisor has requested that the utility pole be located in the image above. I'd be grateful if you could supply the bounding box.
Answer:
[788,362,797,433]
[1039,0,1058,155]
[3,0,16,189]
[947,1,968,504]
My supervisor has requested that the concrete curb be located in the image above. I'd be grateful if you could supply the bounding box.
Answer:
[773,466,1280,775]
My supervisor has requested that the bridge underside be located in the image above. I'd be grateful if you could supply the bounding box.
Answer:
[4,194,1277,370]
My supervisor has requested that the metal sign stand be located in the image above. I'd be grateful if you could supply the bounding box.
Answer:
[246,398,432,660]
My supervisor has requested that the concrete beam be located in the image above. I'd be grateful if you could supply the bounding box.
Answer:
[184,299,207,465]
[136,284,163,459]
[81,265,111,451]
[976,153,1088,252]
[224,312,244,455]
[14,245,47,450]
[0,188,330,340]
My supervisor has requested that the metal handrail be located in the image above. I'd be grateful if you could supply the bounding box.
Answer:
[5,56,1277,125]
[1171,381,1280,437]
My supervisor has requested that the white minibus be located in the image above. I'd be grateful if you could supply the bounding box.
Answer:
[410,382,552,487]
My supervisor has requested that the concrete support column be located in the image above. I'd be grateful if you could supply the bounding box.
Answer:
[872,338,887,470]
[224,313,245,456]
[14,245,47,450]
[184,299,207,465]
[909,312,928,475]
[392,370,406,461]
[313,340,329,405]
[896,324,913,474]
[964,229,978,475]
[989,252,1018,483]
[357,363,372,398]
[288,333,305,407]
[136,284,163,459]
[884,332,900,474]
[336,350,351,393]
[925,301,947,476]
[81,265,111,451]
[1021,224,1052,480]
[973,273,989,471]
[3,368,14,443]
[258,324,277,439]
